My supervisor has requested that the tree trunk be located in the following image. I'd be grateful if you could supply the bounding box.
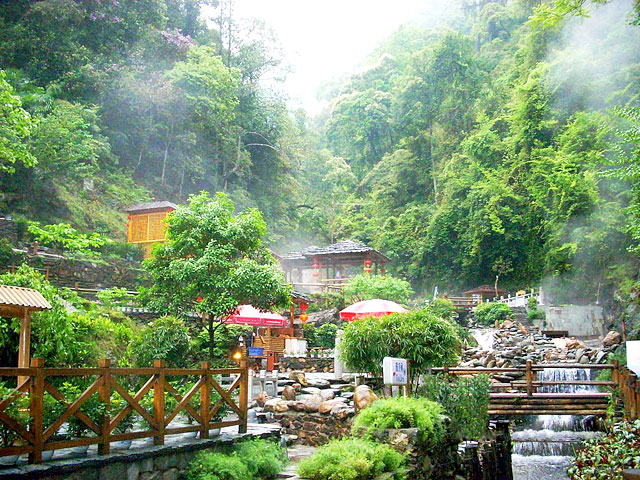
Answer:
[208,315,215,361]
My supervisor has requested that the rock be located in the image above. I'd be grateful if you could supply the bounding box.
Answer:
[566,338,586,350]
[308,379,330,388]
[256,391,270,407]
[292,382,302,390]
[289,371,308,386]
[301,387,322,395]
[263,398,289,413]
[320,389,335,401]
[336,407,355,419]
[595,350,608,364]
[501,320,515,329]
[579,355,589,364]
[602,331,622,347]
[319,399,347,414]
[282,385,296,401]
[574,348,585,361]
[354,385,378,411]
[288,401,307,412]
[304,394,324,412]
[518,323,528,335]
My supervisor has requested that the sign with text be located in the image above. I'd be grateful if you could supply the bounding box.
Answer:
[383,357,408,385]
[627,341,640,376]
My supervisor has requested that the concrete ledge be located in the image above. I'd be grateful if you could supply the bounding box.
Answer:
[0,424,281,480]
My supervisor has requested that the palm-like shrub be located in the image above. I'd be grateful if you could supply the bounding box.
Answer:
[474,302,511,325]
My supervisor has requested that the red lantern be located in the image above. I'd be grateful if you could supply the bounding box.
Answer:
[197,296,204,303]
[364,254,372,274]
[300,313,308,323]
[312,257,321,278]
[300,302,308,313]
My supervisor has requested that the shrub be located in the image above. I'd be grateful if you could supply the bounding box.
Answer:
[340,309,461,378]
[0,237,25,266]
[425,298,457,322]
[303,323,338,349]
[235,439,288,479]
[568,420,640,480]
[419,374,491,439]
[343,274,413,305]
[474,302,511,325]
[187,452,250,480]
[27,221,109,256]
[306,292,346,313]
[127,316,191,367]
[352,396,444,442]
[527,308,546,322]
[297,438,406,480]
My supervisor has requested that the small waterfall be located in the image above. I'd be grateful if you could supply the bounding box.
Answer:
[511,367,603,480]
[470,328,495,351]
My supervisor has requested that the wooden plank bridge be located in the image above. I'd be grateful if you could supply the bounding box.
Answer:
[433,361,640,418]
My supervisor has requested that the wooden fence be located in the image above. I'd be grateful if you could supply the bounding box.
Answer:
[612,361,640,420]
[0,358,248,464]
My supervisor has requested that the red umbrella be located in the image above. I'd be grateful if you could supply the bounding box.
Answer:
[223,305,288,327]
[339,299,408,321]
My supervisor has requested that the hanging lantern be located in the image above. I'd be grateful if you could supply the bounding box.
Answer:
[299,302,309,323]
[364,254,373,274]
[300,313,308,323]
[312,257,321,278]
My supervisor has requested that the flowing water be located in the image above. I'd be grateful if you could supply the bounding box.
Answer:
[511,367,602,480]
[470,328,495,351]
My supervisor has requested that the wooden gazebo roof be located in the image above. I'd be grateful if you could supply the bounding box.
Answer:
[463,284,508,297]
[0,285,52,317]
[126,201,177,214]
[279,240,388,269]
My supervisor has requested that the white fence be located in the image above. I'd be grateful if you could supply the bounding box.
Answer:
[493,288,543,308]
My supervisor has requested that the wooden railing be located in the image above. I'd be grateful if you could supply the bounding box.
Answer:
[612,361,640,420]
[0,358,248,464]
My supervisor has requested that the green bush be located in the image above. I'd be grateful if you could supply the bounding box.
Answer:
[352,396,444,442]
[126,316,191,367]
[419,374,491,439]
[306,292,345,313]
[425,298,457,322]
[474,302,511,326]
[527,309,546,322]
[340,309,461,378]
[187,452,250,480]
[99,240,144,262]
[343,274,413,305]
[0,237,25,266]
[303,323,338,349]
[568,420,640,480]
[297,438,407,480]
[27,221,109,256]
[235,439,288,479]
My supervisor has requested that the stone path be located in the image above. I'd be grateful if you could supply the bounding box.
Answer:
[278,444,317,480]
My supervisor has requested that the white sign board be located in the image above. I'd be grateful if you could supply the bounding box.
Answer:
[627,341,640,376]
[383,357,408,385]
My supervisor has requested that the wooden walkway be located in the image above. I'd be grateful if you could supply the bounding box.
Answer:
[433,362,640,418]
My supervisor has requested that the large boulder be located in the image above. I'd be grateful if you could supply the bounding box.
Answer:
[318,399,347,414]
[602,331,622,347]
[289,371,308,386]
[354,385,378,411]
[320,389,336,401]
[263,398,289,413]
[304,394,324,412]
[282,385,297,401]
[256,391,270,407]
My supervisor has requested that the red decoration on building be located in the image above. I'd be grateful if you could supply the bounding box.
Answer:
[312,257,321,278]
[364,253,373,273]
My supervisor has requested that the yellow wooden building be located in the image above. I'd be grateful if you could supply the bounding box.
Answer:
[126,201,177,258]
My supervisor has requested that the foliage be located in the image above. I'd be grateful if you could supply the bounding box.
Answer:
[303,323,338,349]
[339,309,461,378]
[0,383,29,447]
[141,191,291,360]
[0,69,36,173]
[352,396,444,442]
[0,237,25,266]
[306,293,346,314]
[474,303,512,326]
[425,298,457,322]
[127,316,191,368]
[187,452,250,480]
[343,274,413,305]
[419,374,491,439]
[297,438,407,480]
[58,381,107,438]
[96,287,134,310]
[568,420,640,480]
[27,221,109,255]
[234,439,288,479]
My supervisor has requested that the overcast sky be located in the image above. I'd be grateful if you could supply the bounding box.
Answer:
[205,1,439,114]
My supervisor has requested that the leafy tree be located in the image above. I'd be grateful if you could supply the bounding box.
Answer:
[339,309,461,380]
[0,70,36,172]
[27,222,109,256]
[343,274,414,305]
[141,191,291,360]
[126,316,191,368]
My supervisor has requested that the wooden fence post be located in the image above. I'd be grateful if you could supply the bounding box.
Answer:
[29,358,45,464]
[153,360,166,445]
[239,360,248,434]
[200,361,211,439]
[526,361,534,396]
[629,373,638,420]
[98,358,111,455]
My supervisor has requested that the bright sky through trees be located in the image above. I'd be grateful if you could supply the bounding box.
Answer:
[214,0,449,114]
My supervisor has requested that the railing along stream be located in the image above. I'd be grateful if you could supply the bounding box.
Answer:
[0,358,248,464]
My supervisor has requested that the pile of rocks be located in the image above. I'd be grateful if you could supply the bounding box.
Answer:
[461,321,623,369]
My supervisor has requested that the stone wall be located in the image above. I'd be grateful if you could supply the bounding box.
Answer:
[542,305,606,336]
[274,411,352,446]
[0,426,281,480]
[279,357,334,373]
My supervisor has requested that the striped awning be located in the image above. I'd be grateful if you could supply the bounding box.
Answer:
[0,285,52,311]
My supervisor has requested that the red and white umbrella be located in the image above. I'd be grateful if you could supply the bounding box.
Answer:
[339,299,408,321]
[223,304,288,327]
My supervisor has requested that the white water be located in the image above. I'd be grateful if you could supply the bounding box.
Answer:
[511,367,602,480]
[470,328,495,351]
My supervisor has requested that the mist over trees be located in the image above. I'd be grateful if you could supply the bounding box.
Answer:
[1,0,640,309]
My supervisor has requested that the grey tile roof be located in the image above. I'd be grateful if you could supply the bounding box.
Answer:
[126,201,178,213]
[281,240,384,260]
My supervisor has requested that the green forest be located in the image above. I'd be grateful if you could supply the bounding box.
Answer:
[1,0,640,309]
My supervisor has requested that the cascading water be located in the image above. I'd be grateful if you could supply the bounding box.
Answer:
[470,328,495,351]
[511,367,603,480]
